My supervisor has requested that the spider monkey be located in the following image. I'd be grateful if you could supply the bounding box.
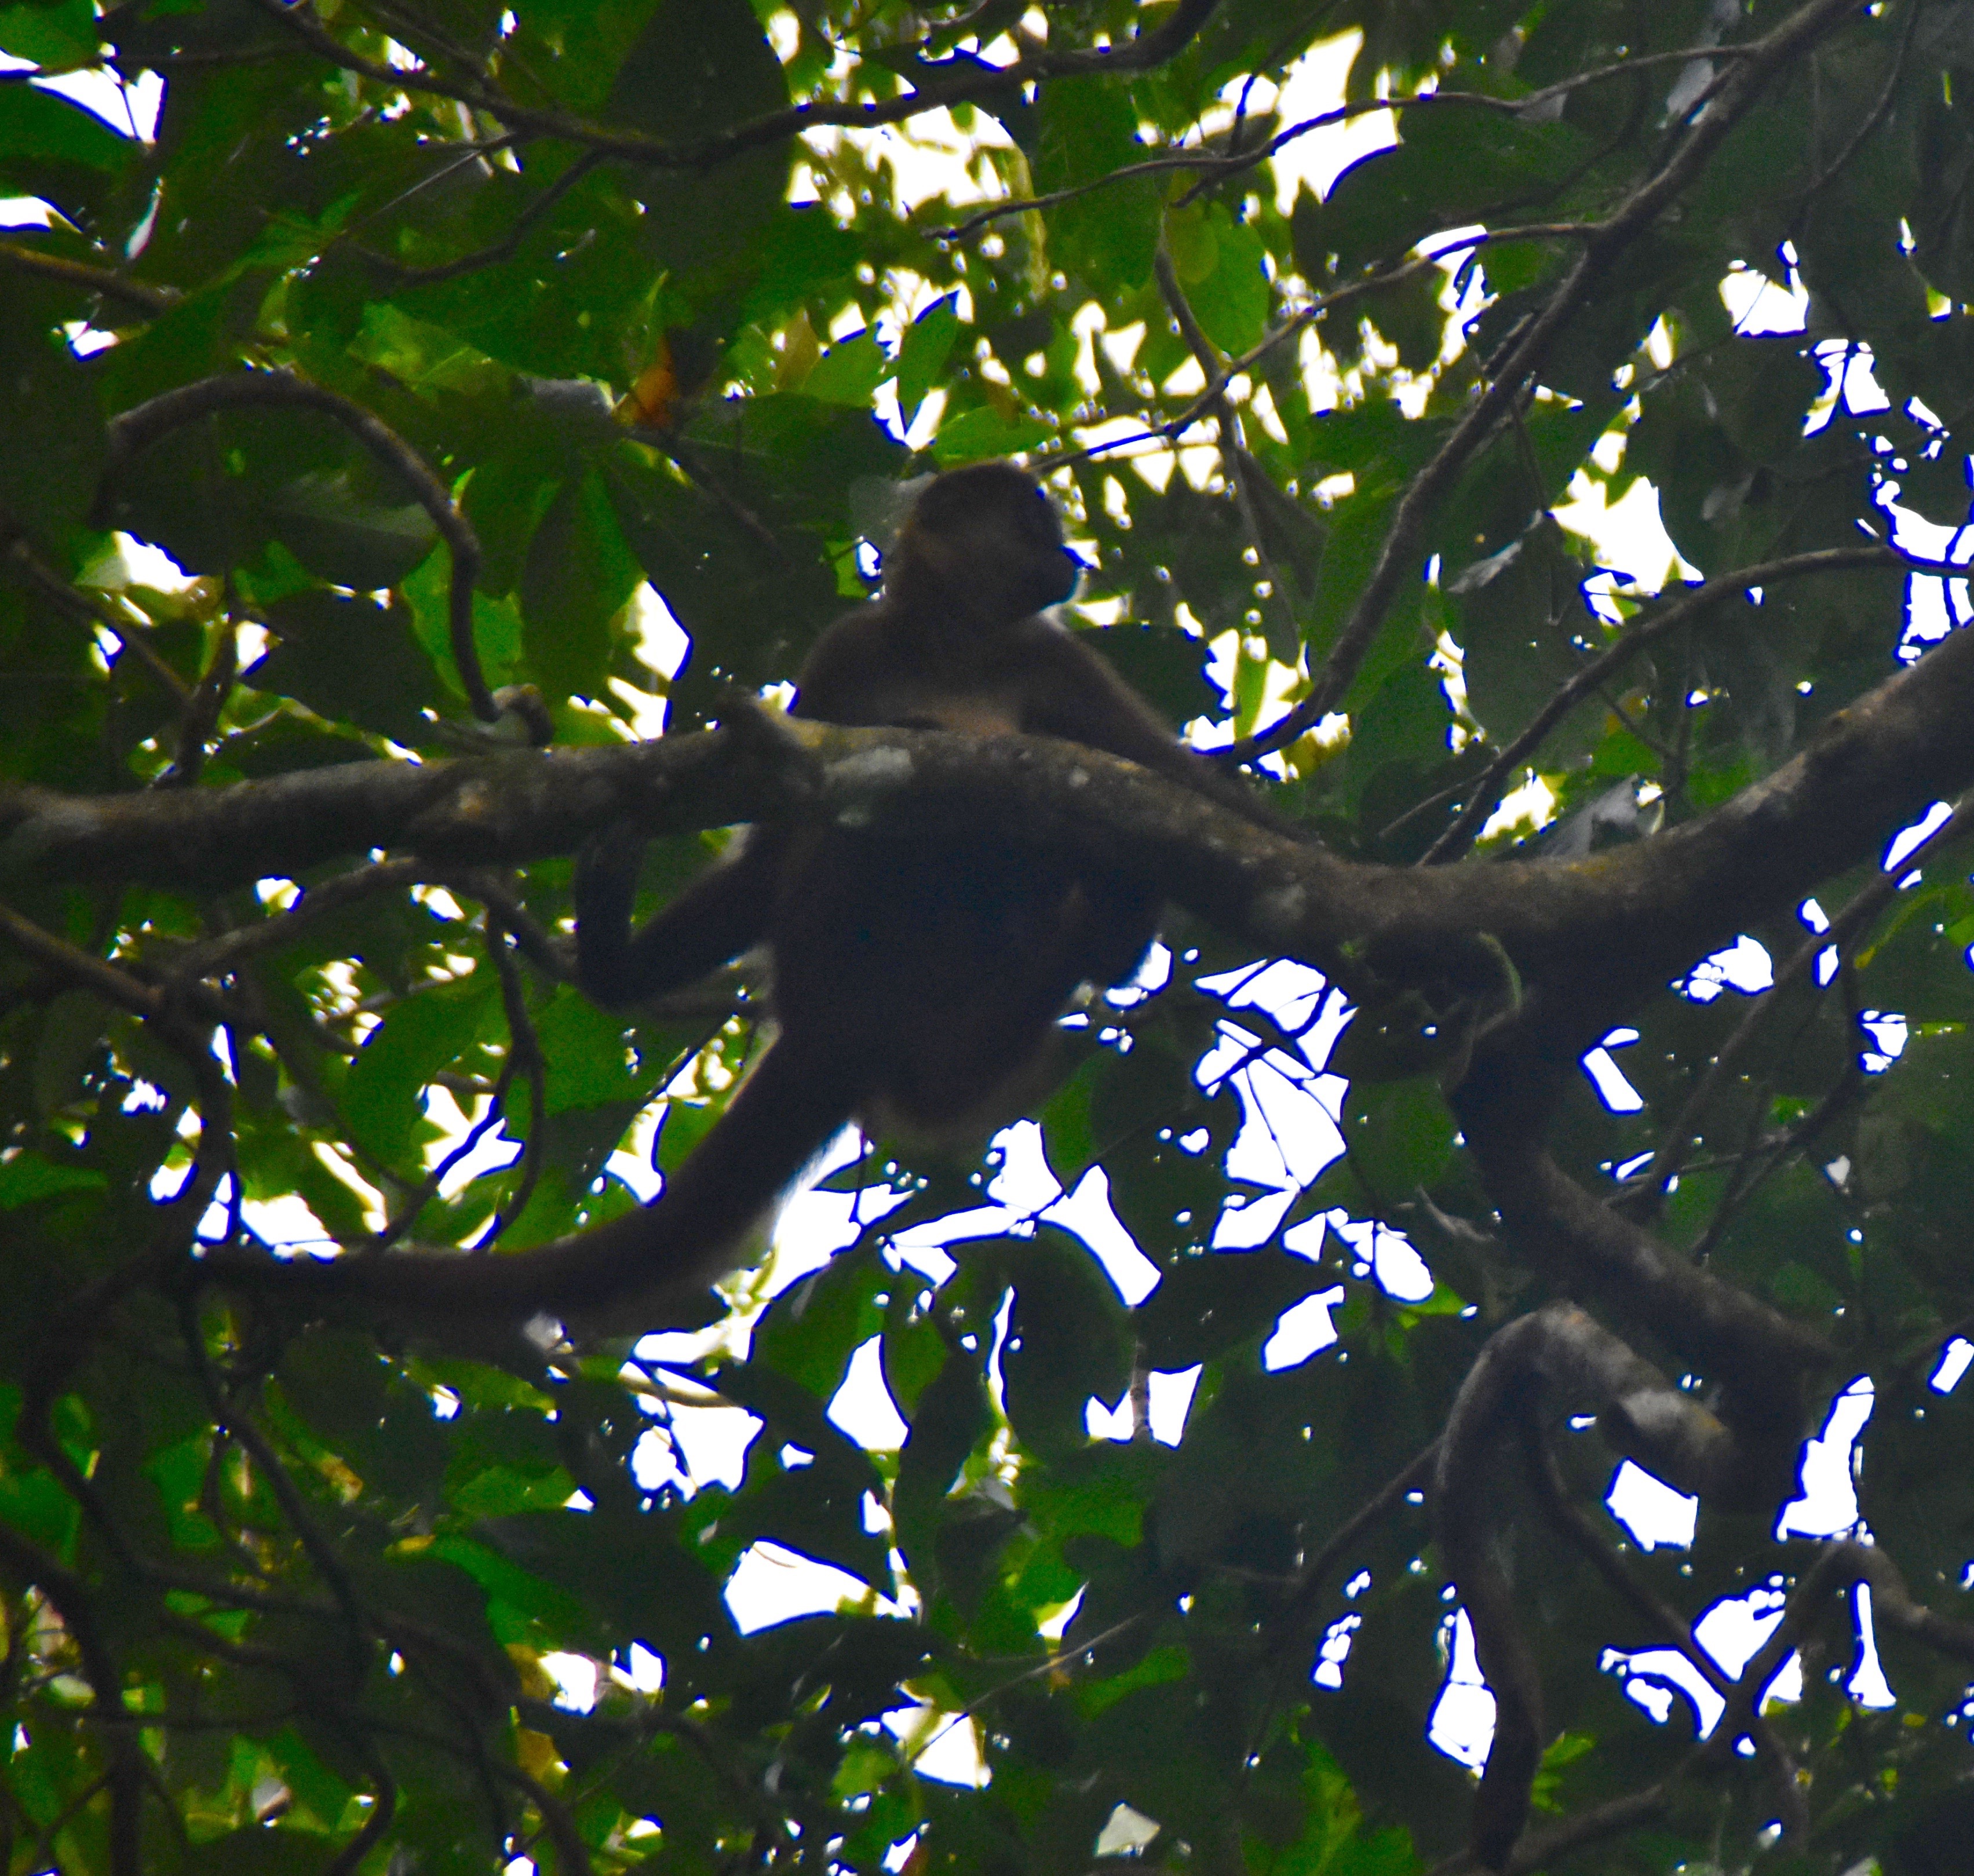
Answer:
[552,461,1296,1317]
[216,463,1292,1324]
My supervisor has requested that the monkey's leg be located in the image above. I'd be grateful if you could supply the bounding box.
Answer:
[575,825,783,1006]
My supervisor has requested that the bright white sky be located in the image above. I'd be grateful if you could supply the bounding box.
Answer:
[13,25,1962,1806]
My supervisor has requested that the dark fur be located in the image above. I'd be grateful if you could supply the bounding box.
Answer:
[565,462,1285,1314]
[213,465,1287,1324]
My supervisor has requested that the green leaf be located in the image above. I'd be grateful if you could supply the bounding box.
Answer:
[520,469,642,704]
[997,1227,1133,1459]
[803,328,890,407]
[251,590,444,746]
[0,2,98,65]
[342,977,494,1169]
[534,987,645,1115]
[892,1342,994,1581]
[1034,75,1159,293]
[1172,203,1271,356]
[0,81,130,169]
[0,312,103,538]
[265,468,439,591]
[1341,1076,1457,1199]
[604,0,791,275]
[930,402,1053,463]
[0,1149,104,1207]
[895,294,960,422]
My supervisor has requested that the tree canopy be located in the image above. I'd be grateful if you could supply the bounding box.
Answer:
[6,0,1974,1871]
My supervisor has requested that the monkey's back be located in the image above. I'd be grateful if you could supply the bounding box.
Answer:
[767,822,1154,1134]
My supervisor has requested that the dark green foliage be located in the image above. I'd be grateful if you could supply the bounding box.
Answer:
[5,1,1974,1873]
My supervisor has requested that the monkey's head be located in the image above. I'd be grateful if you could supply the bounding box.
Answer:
[885,462,1080,626]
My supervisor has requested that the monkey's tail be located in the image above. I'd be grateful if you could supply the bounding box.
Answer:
[201,1037,863,1324]
[549,1034,861,1312]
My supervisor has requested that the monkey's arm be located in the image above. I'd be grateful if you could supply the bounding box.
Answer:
[574,827,781,1008]
[789,610,899,725]
[1020,629,1304,839]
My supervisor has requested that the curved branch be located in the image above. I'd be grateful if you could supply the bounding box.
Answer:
[1463,1133,1831,1384]
[1433,1302,1767,1867]
[101,368,503,725]
[253,0,1224,169]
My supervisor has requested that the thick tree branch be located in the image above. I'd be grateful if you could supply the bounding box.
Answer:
[0,721,779,889]
[9,606,1974,1021]
[1463,1139,1832,1383]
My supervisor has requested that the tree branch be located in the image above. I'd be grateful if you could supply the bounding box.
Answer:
[1229,0,1867,763]
[0,238,179,315]
[252,0,1224,169]
[1434,1301,1782,1867]
[100,368,508,727]
[9,598,1974,1027]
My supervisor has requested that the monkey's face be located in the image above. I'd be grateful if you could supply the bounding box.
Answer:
[900,462,1079,621]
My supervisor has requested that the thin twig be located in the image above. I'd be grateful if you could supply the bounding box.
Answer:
[1626,794,1974,1206]
[1151,238,1302,662]
[177,1302,372,1647]
[479,914,547,1244]
[0,239,178,314]
[1791,0,1921,205]
[1274,1440,1437,1639]
[939,46,1764,243]
[355,149,604,286]
[2,530,195,706]
[0,1526,144,1876]
[170,859,426,981]
[1518,1409,1807,1838]
[253,0,1226,170]
[322,1766,397,1876]
[164,615,239,787]
[1216,0,1868,767]
[1420,545,1898,863]
[1046,220,1600,479]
